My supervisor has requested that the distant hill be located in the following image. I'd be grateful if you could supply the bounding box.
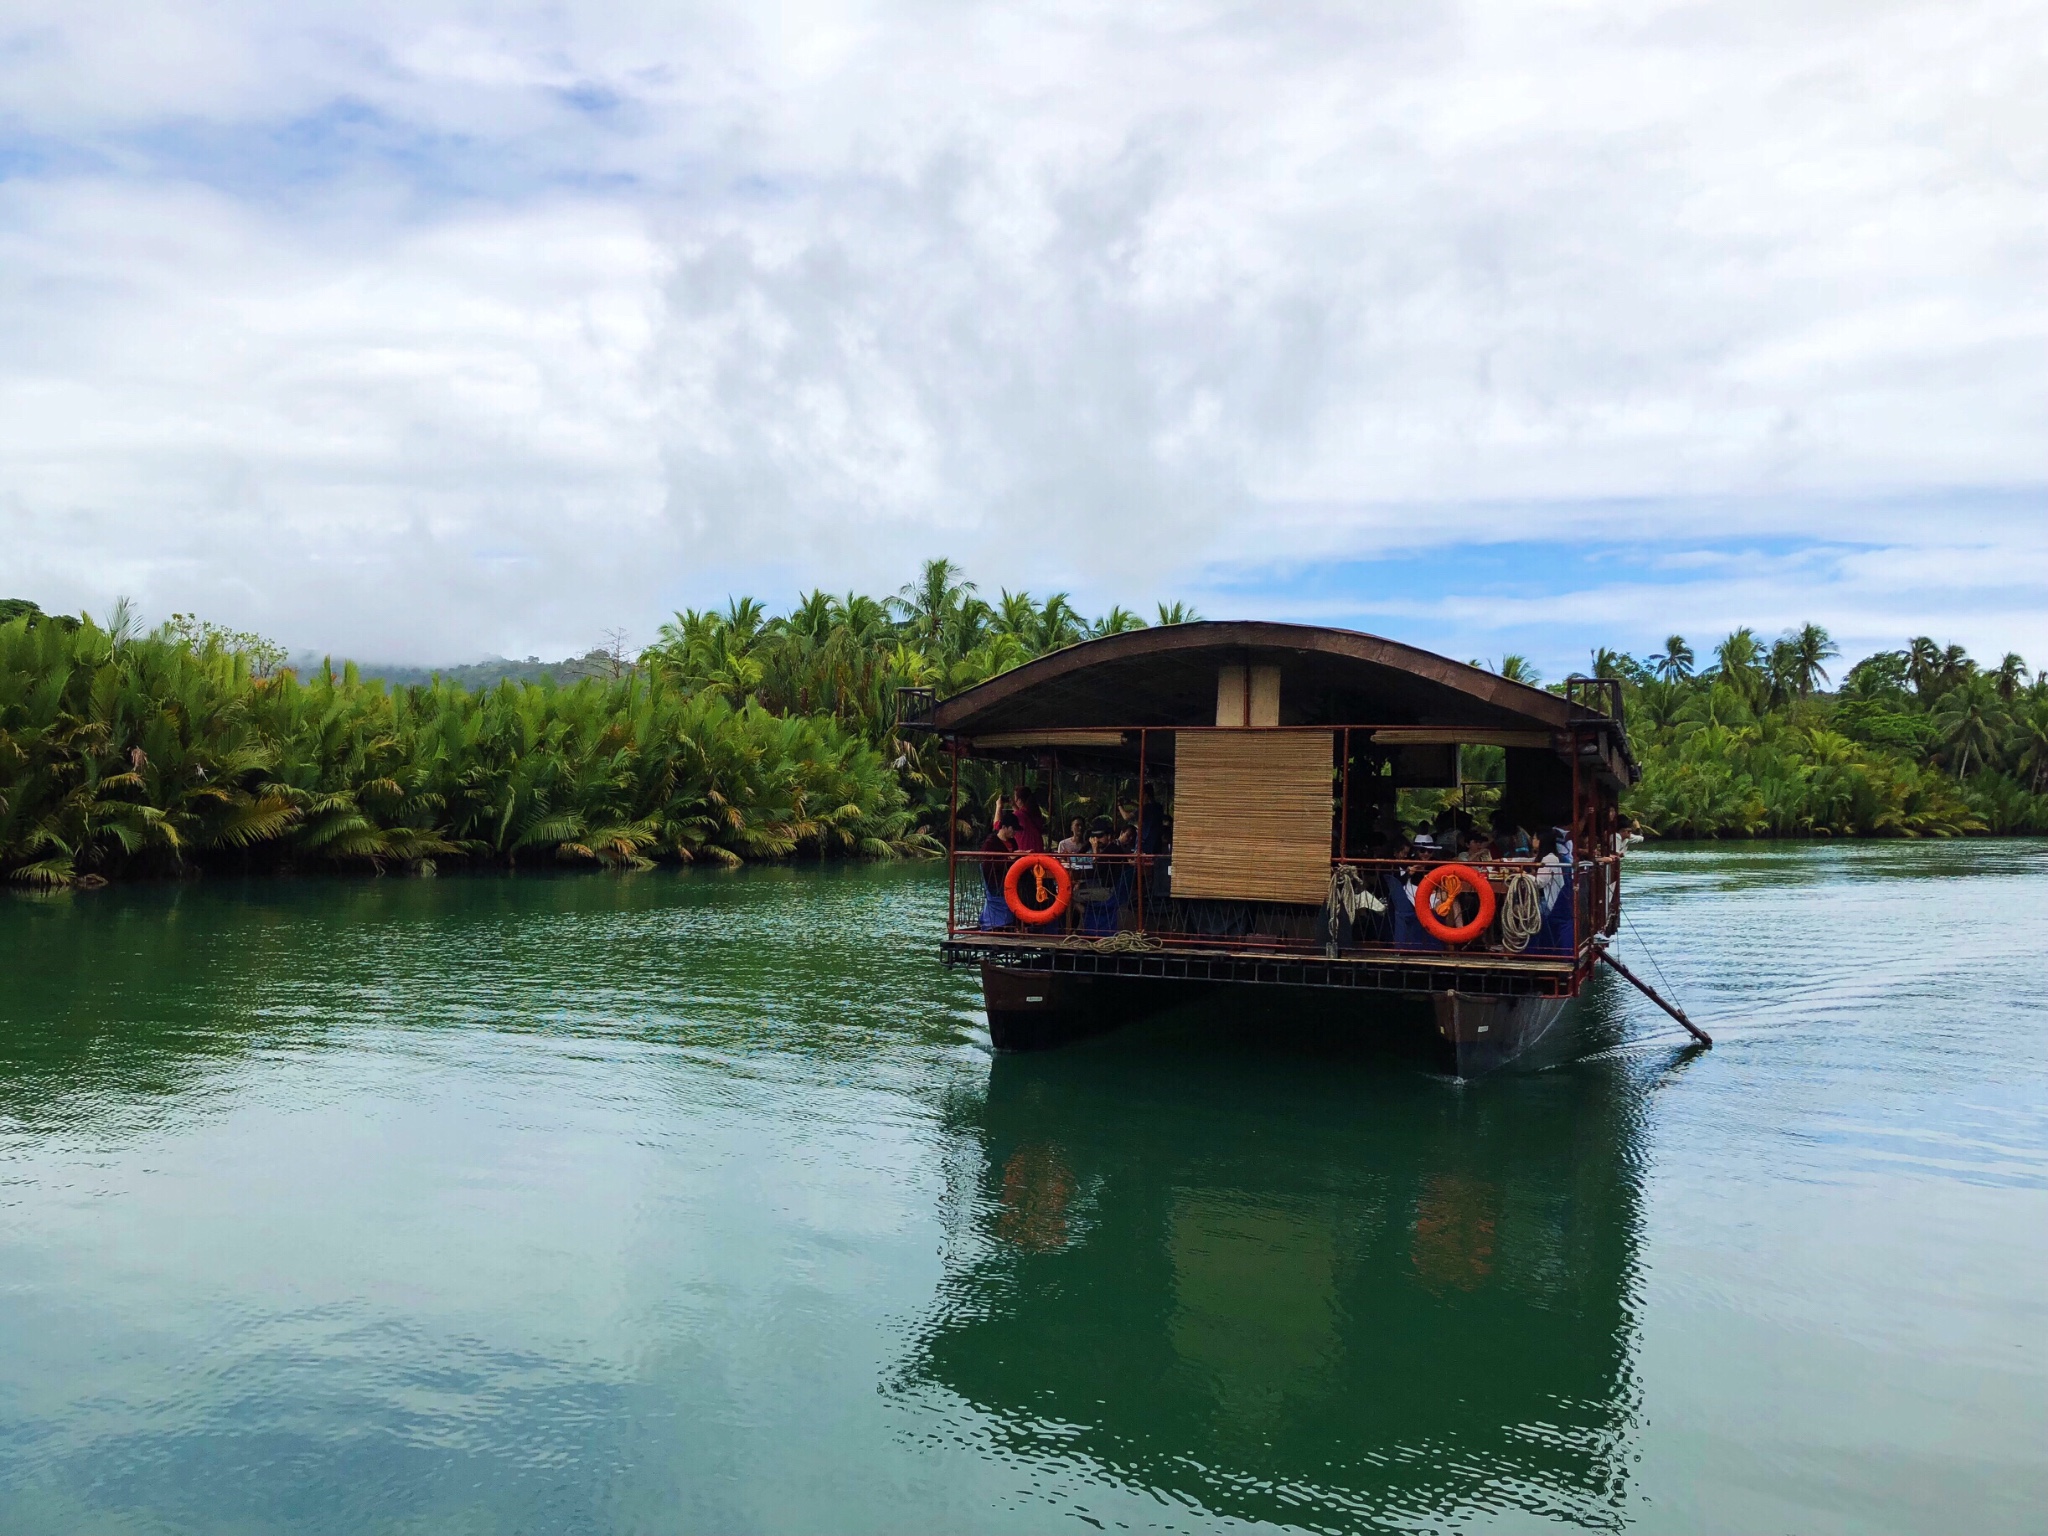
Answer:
[314,652,627,691]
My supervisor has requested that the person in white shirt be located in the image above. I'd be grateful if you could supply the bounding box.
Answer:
[1550,824,1575,865]
[1534,832,1567,913]
[1055,817,1087,857]
[1612,816,1643,856]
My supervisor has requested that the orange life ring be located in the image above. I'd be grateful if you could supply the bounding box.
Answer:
[1004,853,1073,926]
[1414,863,1497,945]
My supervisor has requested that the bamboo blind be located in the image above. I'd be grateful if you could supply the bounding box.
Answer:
[1171,730,1335,904]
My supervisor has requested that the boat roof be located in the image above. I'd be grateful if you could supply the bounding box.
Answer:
[930,621,1636,780]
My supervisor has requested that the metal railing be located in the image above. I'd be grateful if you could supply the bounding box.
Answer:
[947,849,1620,964]
[895,686,937,730]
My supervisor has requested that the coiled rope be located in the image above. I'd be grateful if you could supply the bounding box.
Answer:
[1054,929,1163,954]
[1497,870,1545,952]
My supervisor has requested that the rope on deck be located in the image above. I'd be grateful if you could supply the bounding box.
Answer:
[1052,929,1165,954]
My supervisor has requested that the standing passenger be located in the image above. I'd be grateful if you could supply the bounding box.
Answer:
[1010,788,1045,852]
[977,821,1018,929]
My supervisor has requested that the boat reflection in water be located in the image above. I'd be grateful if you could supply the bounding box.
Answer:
[900,1017,1649,1530]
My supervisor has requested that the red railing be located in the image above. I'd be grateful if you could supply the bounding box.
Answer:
[947,850,1621,964]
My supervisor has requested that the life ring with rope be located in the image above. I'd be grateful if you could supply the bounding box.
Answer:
[1414,862,1497,945]
[1004,853,1074,926]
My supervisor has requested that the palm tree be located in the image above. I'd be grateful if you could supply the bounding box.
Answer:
[1939,644,1974,689]
[892,559,976,653]
[1031,594,1087,654]
[2009,698,2048,793]
[1714,629,1763,704]
[1649,635,1694,683]
[1931,674,2005,780]
[1785,623,1839,697]
[1906,636,1944,699]
[1090,607,1147,637]
[1764,636,1800,709]
[722,597,767,647]
[1154,601,1202,626]
[993,589,1040,640]
[1992,652,2029,702]
[1498,655,1542,685]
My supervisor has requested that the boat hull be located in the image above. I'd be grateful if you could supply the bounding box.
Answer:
[979,965,1571,1076]
[981,964,1202,1052]
[1431,990,1572,1077]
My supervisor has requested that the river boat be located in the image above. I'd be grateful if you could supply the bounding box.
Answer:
[903,622,1640,1076]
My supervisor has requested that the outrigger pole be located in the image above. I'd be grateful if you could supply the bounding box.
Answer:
[1592,938,1714,1048]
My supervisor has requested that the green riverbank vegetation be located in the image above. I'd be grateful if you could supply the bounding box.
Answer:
[2,574,2042,886]
[1594,630,2048,838]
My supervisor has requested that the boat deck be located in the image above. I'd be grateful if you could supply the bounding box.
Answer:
[941,936,1585,998]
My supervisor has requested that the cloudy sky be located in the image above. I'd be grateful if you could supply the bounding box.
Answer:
[1,0,2042,674]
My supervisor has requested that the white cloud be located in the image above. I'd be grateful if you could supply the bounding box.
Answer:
[0,0,2041,659]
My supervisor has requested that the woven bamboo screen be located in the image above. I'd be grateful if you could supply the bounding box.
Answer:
[1171,730,1335,904]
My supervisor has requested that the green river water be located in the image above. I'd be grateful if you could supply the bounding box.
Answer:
[1,842,2043,1533]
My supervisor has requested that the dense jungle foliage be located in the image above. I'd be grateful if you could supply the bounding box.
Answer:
[1597,629,2048,838]
[2,568,2041,886]
[0,566,1179,885]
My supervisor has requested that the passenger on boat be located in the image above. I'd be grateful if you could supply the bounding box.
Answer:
[1388,833,1448,951]
[977,819,1018,928]
[1532,831,1575,952]
[1446,827,1495,925]
[1137,794,1166,855]
[1009,788,1046,852]
[1076,821,1125,934]
[1532,831,1565,907]
[1055,817,1087,857]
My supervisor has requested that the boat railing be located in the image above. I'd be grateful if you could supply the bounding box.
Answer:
[947,850,1621,965]
[895,686,937,731]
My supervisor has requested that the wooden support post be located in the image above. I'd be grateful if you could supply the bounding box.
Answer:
[1135,727,1148,931]
[946,741,959,936]
[1338,726,1350,861]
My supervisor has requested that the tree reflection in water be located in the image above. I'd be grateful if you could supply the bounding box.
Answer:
[899,1031,1649,1530]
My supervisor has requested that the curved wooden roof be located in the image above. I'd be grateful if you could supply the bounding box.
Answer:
[932,621,1602,737]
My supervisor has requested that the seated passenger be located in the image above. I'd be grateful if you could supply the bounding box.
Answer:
[1074,824,1124,934]
[1110,800,1137,853]
[1445,827,1496,927]
[1388,834,1448,951]
[1056,817,1087,857]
